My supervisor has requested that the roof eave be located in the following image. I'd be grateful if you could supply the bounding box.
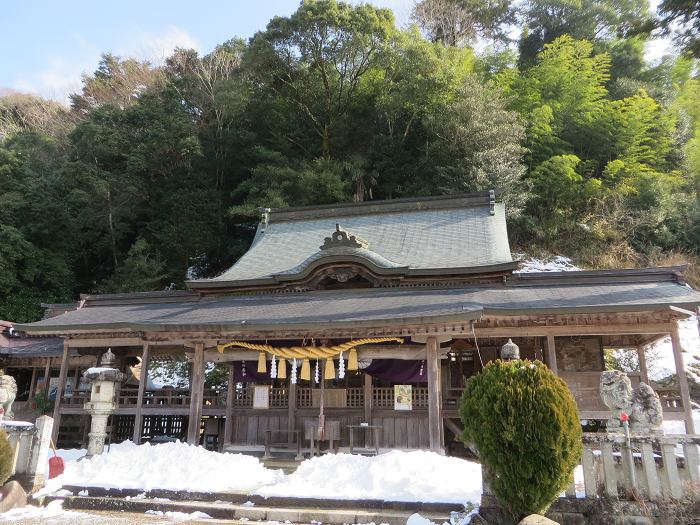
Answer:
[15,309,485,336]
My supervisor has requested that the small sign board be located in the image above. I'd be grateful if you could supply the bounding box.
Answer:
[394,384,412,411]
[253,385,270,409]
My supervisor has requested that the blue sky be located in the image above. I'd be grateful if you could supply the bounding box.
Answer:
[1,1,412,103]
[1,1,668,104]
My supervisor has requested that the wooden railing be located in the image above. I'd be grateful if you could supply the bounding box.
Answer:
[69,385,433,411]
[297,387,312,408]
[656,388,684,413]
[567,433,699,501]
[60,390,91,407]
[346,387,364,408]
[270,387,289,408]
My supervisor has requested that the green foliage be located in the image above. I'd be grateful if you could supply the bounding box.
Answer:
[657,0,700,58]
[0,430,13,485]
[418,76,528,212]
[460,360,583,520]
[31,391,54,415]
[0,0,699,319]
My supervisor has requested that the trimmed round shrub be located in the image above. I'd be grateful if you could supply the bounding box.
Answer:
[0,429,14,485]
[460,359,582,521]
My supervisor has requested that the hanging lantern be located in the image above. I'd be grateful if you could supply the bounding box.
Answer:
[270,354,277,378]
[257,352,266,373]
[300,358,311,381]
[324,358,335,380]
[278,358,287,379]
[314,360,320,383]
[338,352,345,379]
[290,358,297,384]
[348,347,359,371]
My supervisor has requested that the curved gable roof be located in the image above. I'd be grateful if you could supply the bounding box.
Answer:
[189,192,514,288]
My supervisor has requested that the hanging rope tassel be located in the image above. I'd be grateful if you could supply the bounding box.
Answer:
[338,351,345,379]
[291,358,297,384]
[257,351,266,373]
[270,354,277,379]
[277,357,287,379]
[314,359,320,383]
[324,358,335,380]
[348,347,359,370]
[300,358,311,381]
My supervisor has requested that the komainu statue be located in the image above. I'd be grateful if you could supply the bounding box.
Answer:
[600,370,663,432]
[0,371,17,420]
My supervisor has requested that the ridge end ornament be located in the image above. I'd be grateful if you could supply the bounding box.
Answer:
[320,224,368,250]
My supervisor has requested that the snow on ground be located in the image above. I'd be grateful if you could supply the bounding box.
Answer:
[39,441,284,495]
[144,510,212,519]
[0,500,90,522]
[254,450,482,505]
[38,444,482,505]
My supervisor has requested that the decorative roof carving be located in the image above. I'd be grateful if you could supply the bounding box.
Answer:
[320,224,369,250]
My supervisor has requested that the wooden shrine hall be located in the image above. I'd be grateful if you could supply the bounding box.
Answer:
[14,192,700,454]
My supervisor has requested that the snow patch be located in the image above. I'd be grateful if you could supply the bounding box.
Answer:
[0,500,91,521]
[254,450,482,504]
[516,256,581,273]
[647,316,700,382]
[39,440,283,496]
[145,509,212,519]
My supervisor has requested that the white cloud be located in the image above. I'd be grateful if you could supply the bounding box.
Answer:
[118,26,200,63]
[12,26,199,105]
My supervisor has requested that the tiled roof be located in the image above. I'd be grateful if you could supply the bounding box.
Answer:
[0,334,66,357]
[17,275,700,334]
[190,193,513,285]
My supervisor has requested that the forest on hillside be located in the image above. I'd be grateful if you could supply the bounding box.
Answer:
[1,0,700,322]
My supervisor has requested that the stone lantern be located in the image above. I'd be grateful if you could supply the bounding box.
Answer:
[83,349,126,457]
[500,339,520,361]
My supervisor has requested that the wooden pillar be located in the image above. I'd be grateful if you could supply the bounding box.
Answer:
[287,381,297,444]
[534,337,542,361]
[637,346,650,384]
[426,336,443,453]
[187,343,205,444]
[363,373,373,424]
[43,358,51,394]
[546,334,558,374]
[224,364,235,445]
[51,341,70,442]
[132,342,150,444]
[363,373,373,449]
[671,322,695,434]
[27,367,37,400]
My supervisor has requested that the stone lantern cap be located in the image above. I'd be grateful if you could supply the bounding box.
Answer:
[83,348,126,382]
[82,367,126,383]
[500,338,520,360]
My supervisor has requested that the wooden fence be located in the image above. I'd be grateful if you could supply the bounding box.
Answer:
[569,433,699,501]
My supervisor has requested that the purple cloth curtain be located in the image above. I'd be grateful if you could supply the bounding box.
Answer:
[362,359,427,383]
[233,361,291,382]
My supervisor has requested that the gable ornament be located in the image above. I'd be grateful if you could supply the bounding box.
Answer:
[320,224,368,250]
